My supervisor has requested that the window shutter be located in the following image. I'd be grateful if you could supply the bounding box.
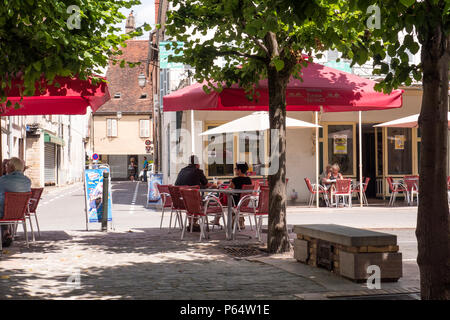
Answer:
[140,120,145,137]
[144,120,150,137]
[107,119,112,137]
[112,119,117,137]
[140,119,150,137]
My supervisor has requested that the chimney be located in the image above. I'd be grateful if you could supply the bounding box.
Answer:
[125,11,136,34]
[155,0,160,24]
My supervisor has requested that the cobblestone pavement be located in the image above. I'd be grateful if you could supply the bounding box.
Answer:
[0,228,328,300]
[0,182,420,300]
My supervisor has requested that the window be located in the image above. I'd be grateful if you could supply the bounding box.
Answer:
[206,127,234,176]
[327,124,354,175]
[140,119,150,138]
[107,118,118,137]
[114,93,121,99]
[238,131,266,175]
[387,127,412,174]
[139,93,148,99]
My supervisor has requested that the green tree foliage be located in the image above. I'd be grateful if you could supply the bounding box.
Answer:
[164,0,367,253]
[324,0,449,300]
[0,0,151,105]
[165,0,365,95]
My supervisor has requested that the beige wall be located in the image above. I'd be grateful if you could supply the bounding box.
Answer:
[25,136,45,188]
[92,114,152,155]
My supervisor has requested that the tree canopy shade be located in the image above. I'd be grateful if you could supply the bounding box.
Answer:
[0,0,151,107]
[164,0,368,253]
[314,0,449,300]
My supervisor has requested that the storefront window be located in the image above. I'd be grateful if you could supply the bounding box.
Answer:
[387,127,412,174]
[207,127,234,176]
[238,131,265,175]
[327,125,354,175]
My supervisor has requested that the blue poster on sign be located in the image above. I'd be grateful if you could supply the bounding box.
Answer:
[148,173,163,203]
[85,168,112,223]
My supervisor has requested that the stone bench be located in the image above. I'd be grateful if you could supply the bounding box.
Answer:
[293,224,402,282]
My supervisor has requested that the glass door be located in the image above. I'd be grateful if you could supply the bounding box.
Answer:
[386,127,413,175]
[325,124,356,177]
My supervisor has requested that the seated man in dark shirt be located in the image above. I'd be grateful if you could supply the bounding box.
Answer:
[175,155,211,231]
[175,155,209,188]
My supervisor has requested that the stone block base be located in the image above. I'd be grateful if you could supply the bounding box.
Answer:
[339,251,402,281]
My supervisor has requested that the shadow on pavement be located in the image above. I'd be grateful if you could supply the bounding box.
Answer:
[0,227,327,299]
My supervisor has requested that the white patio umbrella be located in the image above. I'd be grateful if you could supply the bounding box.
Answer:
[199,111,320,136]
[374,112,450,128]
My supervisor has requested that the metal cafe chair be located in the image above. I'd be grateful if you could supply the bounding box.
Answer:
[334,179,353,207]
[304,178,329,207]
[167,185,202,233]
[404,177,419,206]
[25,187,44,241]
[180,188,227,241]
[352,177,370,206]
[167,185,187,232]
[0,192,32,252]
[386,177,408,206]
[156,184,173,229]
[233,186,269,241]
[232,183,260,232]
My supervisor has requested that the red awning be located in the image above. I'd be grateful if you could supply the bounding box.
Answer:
[0,76,110,116]
[163,61,403,112]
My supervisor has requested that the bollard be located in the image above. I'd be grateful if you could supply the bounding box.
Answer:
[101,171,109,231]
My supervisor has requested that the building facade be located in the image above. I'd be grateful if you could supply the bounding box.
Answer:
[25,114,88,188]
[87,13,154,180]
[1,116,27,165]
[152,0,449,204]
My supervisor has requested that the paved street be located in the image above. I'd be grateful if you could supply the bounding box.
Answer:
[0,181,420,299]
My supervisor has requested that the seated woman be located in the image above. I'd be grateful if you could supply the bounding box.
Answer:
[327,163,344,182]
[211,162,252,228]
[229,162,252,229]
[327,163,344,205]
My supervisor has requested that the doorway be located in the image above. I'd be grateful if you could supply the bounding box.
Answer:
[358,124,377,198]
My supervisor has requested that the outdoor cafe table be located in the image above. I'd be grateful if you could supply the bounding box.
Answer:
[200,188,257,240]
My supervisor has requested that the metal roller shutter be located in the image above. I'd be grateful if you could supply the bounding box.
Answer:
[44,142,56,184]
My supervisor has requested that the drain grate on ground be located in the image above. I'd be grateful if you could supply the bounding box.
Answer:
[222,245,267,258]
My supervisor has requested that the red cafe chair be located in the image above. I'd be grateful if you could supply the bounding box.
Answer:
[304,178,329,207]
[156,184,173,229]
[386,177,408,206]
[25,187,44,241]
[352,177,370,206]
[179,188,227,241]
[233,186,269,241]
[334,179,353,207]
[0,192,32,252]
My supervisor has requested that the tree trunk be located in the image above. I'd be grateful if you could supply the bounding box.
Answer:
[267,65,290,253]
[416,27,450,300]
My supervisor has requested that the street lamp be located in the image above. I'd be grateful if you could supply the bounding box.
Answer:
[138,73,146,89]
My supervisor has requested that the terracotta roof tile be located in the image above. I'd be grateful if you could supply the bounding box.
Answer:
[96,40,152,114]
